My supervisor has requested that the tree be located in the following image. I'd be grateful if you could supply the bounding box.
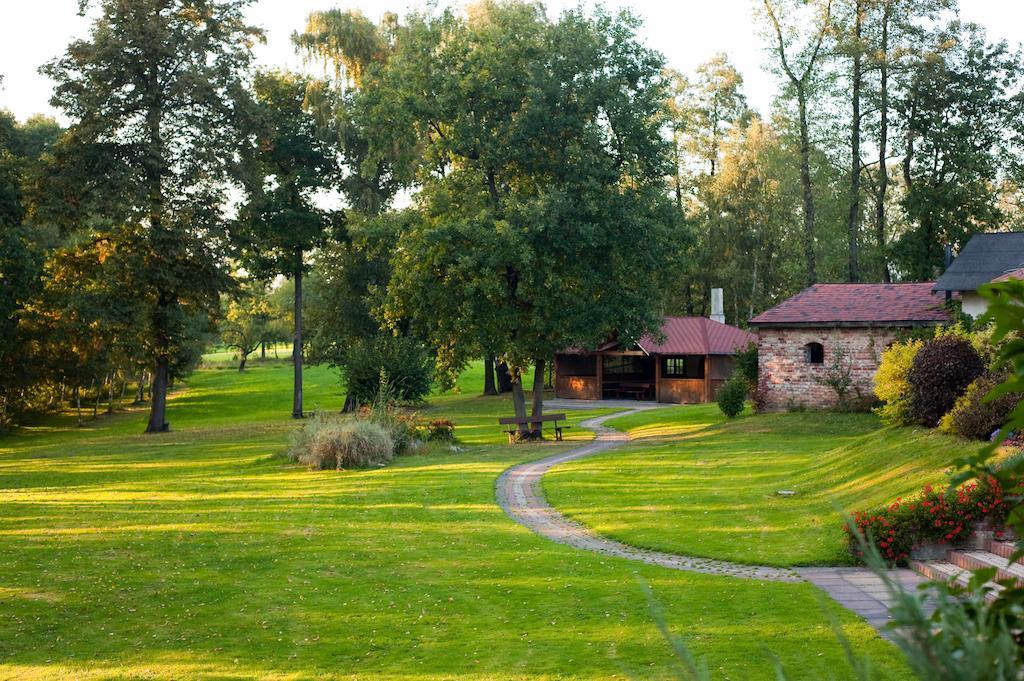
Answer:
[894,22,1024,279]
[364,3,681,432]
[761,0,833,286]
[220,284,271,372]
[43,0,262,433]
[236,69,340,418]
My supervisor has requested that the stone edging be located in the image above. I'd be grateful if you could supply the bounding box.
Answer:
[494,407,802,582]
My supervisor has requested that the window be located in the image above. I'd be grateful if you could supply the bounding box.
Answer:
[804,342,824,365]
[557,354,597,377]
[662,355,705,379]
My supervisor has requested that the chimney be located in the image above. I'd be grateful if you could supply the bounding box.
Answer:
[710,288,725,324]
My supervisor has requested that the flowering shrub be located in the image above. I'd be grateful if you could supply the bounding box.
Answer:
[846,475,1008,565]
[420,419,456,442]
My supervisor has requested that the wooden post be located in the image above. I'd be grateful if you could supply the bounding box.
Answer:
[596,352,604,400]
[703,355,712,403]
[654,354,662,403]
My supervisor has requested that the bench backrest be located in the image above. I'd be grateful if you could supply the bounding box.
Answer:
[498,413,566,425]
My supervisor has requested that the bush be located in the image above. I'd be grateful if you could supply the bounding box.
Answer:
[873,338,923,426]
[907,336,984,427]
[288,414,396,469]
[846,475,1008,565]
[717,373,747,418]
[420,419,456,442]
[939,371,1020,441]
[734,341,758,388]
[342,335,433,406]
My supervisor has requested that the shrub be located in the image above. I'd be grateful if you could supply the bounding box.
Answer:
[717,373,747,418]
[734,341,758,388]
[939,371,1020,441]
[363,384,421,455]
[873,338,923,426]
[907,336,984,427]
[846,475,1008,565]
[342,335,433,406]
[420,419,456,442]
[751,374,771,413]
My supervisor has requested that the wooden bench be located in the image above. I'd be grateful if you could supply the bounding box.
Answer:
[498,413,570,443]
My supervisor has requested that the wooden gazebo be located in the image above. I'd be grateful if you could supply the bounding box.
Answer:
[553,316,757,404]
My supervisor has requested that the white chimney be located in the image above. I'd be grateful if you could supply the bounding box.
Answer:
[710,288,725,324]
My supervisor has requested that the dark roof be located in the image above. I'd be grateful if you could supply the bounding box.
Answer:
[638,316,758,356]
[934,232,1024,292]
[748,283,950,328]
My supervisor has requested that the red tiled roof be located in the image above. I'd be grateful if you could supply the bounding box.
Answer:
[748,283,950,327]
[638,316,758,356]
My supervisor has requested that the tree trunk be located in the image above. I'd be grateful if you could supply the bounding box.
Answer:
[74,384,82,427]
[92,378,99,419]
[238,353,247,372]
[875,5,892,283]
[797,89,817,286]
[846,0,863,283]
[134,371,145,405]
[292,256,304,419]
[261,341,266,360]
[107,373,115,414]
[483,356,497,395]
[510,371,529,439]
[530,359,545,436]
[145,356,170,433]
[496,360,513,394]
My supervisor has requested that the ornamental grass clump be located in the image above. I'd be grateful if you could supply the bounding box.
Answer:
[287,413,395,470]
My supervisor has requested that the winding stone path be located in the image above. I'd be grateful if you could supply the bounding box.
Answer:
[496,408,801,582]
[495,405,926,637]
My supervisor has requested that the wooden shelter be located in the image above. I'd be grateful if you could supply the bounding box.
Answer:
[554,317,758,404]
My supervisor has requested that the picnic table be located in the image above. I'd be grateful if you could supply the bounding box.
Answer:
[498,413,570,443]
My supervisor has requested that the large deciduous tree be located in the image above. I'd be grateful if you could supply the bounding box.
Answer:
[236,69,340,418]
[43,0,262,433]
[761,0,833,287]
[895,22,1024,279]
[362,3,681,431]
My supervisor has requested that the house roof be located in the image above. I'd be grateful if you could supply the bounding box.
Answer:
[637,316,758,356]
[934,232,1024,292]
[748,283,950,328]
[991,267,1024,283]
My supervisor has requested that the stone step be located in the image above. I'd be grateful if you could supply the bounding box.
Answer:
[948,549,1024,587]
[908,559,1002,602]
[987,539,1019,561]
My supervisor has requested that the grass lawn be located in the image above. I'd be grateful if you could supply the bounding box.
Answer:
[544,404,972,567]
[0,364,917,679]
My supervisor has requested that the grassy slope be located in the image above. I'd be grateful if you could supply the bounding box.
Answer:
[544,404,969,566]
[0,363,914,680]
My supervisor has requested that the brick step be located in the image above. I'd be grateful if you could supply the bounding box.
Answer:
[947,549,1024,587]
[986,539,1020,561]
[908,559,1002,602]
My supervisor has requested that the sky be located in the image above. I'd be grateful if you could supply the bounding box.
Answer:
[1,0,1023,125]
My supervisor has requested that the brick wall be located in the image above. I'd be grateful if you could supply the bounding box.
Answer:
[757,327,901,411]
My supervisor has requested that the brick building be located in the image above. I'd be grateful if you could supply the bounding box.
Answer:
[748,283,950,411]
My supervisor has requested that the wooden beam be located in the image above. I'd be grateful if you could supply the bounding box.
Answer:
[703,355,711,403]
[655,355,662,402]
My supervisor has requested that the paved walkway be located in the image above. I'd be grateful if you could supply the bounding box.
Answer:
[495,406,921,636]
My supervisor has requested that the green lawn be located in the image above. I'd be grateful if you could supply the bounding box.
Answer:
[544,404,970,567]
[0,364,917,679]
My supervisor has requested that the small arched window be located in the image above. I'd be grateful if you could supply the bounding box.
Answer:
[804,342,824,365]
